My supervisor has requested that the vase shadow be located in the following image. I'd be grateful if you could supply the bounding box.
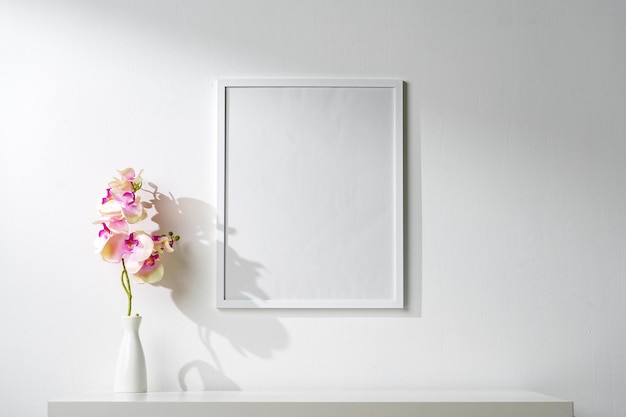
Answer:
[178,359,240,391]
[145,189,288,390]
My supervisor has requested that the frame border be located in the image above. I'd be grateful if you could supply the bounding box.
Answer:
[217,79,404,308]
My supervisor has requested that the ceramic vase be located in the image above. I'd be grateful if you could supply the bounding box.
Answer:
[114,316,147,393]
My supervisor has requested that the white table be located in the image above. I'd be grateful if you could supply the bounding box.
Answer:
[48,390,574,417]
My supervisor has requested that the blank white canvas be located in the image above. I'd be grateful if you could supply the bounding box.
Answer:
[219,80,402,308]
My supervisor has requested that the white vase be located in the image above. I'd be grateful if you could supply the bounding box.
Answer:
[114,316,147,393]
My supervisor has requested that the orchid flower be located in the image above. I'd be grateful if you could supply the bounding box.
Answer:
[100,232,154,270]
[95,168,180,316]
[152,234,176,254]
[119,167,143,183]
[99,188,146,224]
[131,233,179,283]
[93,223,112,253]
[133,253,164,284]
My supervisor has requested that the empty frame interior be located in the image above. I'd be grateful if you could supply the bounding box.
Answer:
[217,79,403,308]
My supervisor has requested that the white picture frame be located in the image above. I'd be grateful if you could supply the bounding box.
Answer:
[217,79,404,308]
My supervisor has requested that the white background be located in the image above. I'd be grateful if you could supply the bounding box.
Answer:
[0,1,624,417]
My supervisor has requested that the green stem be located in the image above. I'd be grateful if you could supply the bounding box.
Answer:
[121,259,132,316]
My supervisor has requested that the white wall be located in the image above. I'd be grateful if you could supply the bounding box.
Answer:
[0,1,624,416]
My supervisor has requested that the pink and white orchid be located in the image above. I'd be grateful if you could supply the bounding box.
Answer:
[99,189,146,225]
[100,232,154,271]
[133,253,164,284]
[108,168,143,193]
[94,168,180,316]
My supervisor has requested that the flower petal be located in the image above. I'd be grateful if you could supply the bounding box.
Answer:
[118,168,136,181]
[107,218,129,234]
[125,232,154,264]
[99,234,126,263]
[99,200,123,219]
[132,258,164,284]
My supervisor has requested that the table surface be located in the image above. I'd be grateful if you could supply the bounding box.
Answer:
[48,390,574,417]
[50,389,571,402]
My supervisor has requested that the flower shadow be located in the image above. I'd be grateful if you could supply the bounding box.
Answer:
[145,187,288,390]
